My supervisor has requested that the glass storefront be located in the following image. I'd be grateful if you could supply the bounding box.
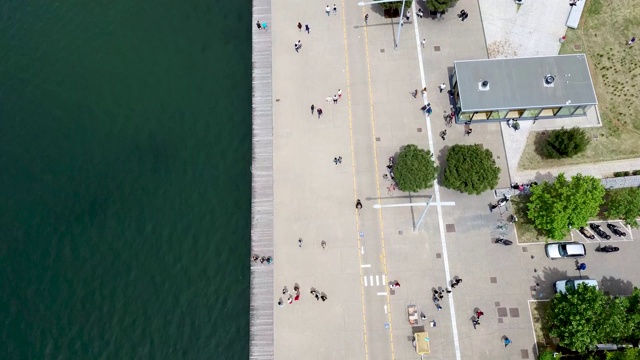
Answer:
[506,109,525,118]
[556,106,578,116]
[523,108,542,118]
[539,108,560,117]
[573,105,588,115]
[459,112,472,121]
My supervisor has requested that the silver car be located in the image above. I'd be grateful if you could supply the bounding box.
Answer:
[545,242,586,259]
[554,279,598,294]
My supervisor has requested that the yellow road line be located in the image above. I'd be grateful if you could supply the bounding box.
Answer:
[362,10,396,360]
[339,0,369,358]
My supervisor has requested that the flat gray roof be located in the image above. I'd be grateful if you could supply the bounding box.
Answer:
[454,55,597,111]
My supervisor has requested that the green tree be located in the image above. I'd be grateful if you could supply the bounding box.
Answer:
[606,188,640,228]
[605,348,640,360]
[550,284,630,353]
[626,287,640,341]
[378,0,413,11]
[543,127,591,159]
[538,350,561,360]
[393,144,438,192]
[527,173,605,240]
[426,0,454,12]
[442,144,500,195]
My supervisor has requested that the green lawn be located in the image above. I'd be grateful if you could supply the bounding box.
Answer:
[519,0,640,170]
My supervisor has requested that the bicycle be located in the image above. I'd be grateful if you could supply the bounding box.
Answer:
[495,224,509,231]
[444,113,453,127]
[387,183,397,196]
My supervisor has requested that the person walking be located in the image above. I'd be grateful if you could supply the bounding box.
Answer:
[321,240,326,249]
[364,14,369,25]
[338,89,342,99]
[325,5,331,16]
[333,4,337,15]
[311,104,315,114]
[356,199,363,210]
[504,337,512,347]
[317,108,323,118]
[277,299,284,307]
[628,36,636,45]
[465,128,472,136]
[332,94,338,104]
[294,41,300,53]
[305,24,310,34]
[439,83,446,93]
[440,130,447,140]
[298,238,303,247]
[297,22,302,31]
[261,22,268,31]
[472,319,480,329]
[256,21,262,30]
[421,38,426,48]
[476,310,484,319]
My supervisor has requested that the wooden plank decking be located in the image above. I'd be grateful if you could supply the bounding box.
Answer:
[250,0,274,359]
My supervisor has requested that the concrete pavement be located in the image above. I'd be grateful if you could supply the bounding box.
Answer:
[270,0,534,359]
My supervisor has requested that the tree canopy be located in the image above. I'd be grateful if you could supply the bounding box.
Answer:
[426,0,454,12]
[550,284,630,353]
[605,187,640,228]
[442,144,500,195]
[378,0,413,10]
[527,173,605,240]
[543,127,591,159]
[393,144,438,192]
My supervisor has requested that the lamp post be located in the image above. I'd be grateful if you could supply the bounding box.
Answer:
[357,0,407,49]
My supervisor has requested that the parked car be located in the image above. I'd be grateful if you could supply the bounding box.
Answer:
[545,242,587,259]
[554,279,598,294]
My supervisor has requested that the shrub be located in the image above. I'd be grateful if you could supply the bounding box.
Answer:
[442,144,500,195]
[542,127,590,159]
[633,170,640,175]
[379,0,413,10]
[614,171,626,177]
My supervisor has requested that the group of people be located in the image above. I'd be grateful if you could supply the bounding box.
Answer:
[310,288,328,301]
[252,254,273,265]
[457,9,469,22]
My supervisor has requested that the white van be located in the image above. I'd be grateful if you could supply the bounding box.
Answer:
[554,279,598,294]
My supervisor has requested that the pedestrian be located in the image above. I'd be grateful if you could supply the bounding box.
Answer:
[297,22,302,31]
[260,256,266,264]
[287,295,293,304]
[305,24,310,34]
[446,288,452,293]
[513,120,520,131]
[465,128,472,136]
[628,36,636,45]
[298,238,303,247]
[315,293,321,300]
[321,240,326,249]
[433,289,439,296]
[338,89,342,99]
[451,282,458,289]
[333,94,338,104]
[294,285,300,292]
[262,22,268,31]
[472,319,480,329]
[321,294,327,301]
[421,87,427,95]
[426,106,432,115]
[252,254,259,262]
[311,104,315,114]
[440,130,447,140]
[317,108,323,118]
[295,40,301,52]
[266,256,273,264]
[333,4,337,15]
[461,12,468,21]
[334,157,339,165]
[325,5,331,16]
[439,83,446,93]
[412,89,418,98]
[456,278,462,285]
[417,9,424,18]
[405,10,411,21]
[506,119,512,128]
[356,199,363,209]
[458,9,467,19]
[256,21,262,30]
[436,304,442,311]
[476,310,484,319]
[310,289,317,296]
[337,156,342,164]
[421,312,427,320]
[504,337,511,347]
[364,13,369,25]
[421,38,426,48]
[277,299,284,307]
[282,286,288,294]
[294,293,300,301]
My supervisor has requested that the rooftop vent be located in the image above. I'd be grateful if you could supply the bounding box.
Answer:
[544,74,555,87]
[478,80,490,91]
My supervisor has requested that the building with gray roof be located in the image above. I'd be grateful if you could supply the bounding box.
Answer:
[451,54,597,123]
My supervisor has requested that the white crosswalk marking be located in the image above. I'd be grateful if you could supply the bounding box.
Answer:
[362,274,388,287]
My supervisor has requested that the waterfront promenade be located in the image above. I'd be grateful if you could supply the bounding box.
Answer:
[251,0,540,359]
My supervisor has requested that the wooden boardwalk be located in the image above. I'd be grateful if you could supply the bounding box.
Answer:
[250,0,274,359]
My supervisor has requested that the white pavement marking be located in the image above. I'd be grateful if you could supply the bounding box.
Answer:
[370,275,374,286]
[373,201,455,208]
[378,292,387,296]
[361,264,372,268]
[382,274,386,285]
[364,276,368,287]
[412,3,462,359]
[376,276,380,286]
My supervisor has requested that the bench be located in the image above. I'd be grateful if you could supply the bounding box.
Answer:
[566,0,586,29]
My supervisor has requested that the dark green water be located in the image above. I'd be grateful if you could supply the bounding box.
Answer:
[0,1,251,358]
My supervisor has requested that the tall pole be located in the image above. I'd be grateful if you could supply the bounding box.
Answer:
[358,0,408,50]
[395,0,406,49]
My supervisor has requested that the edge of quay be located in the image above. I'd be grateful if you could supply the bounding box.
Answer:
[249,0,274,359]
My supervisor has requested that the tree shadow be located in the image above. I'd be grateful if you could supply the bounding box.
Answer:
[436,145,451,187]
[531,266,569,300]
[599,275,635,296]
[533,131,549,158]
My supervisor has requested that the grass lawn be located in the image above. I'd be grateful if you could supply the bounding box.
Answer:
[518,0,640,170]
[529,300,557,353]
